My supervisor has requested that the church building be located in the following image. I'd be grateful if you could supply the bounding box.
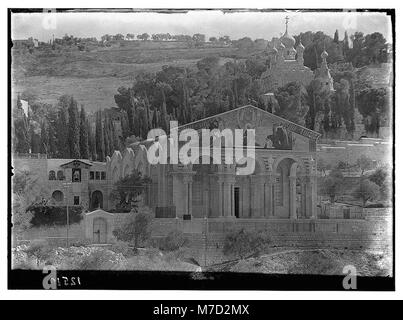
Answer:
[108,105,321,220]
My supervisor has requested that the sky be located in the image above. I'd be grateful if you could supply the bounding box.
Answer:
[11,10,393,43]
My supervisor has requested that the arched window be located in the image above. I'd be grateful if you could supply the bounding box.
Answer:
[57,170,65,180]
[52,190,64,202]
[48,170,56,180]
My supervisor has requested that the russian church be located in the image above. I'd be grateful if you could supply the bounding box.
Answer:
[260,17,333,93]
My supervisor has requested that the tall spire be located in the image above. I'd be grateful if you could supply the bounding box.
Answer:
[285,16,289,34]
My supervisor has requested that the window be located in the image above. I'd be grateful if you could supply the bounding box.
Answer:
[95,171,100,180]
[57,170,65,180]
[101,172,106,180]
[52,190,64,202]
[72,168,81,182]
[89,171,94,180]
[74,196,80,205]
[48,171,56,180]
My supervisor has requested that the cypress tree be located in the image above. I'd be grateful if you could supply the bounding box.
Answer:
[68,97,80,159]
[333,30,339,43]
[88,119,96,161]
[40,121,49,154]
[56,105,70,158]
[13,97,30,153]
[79,106,89,159]
[103,114,111,157]
[95,111,105,161]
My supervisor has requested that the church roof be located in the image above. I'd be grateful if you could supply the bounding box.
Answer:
[177,105,321,140]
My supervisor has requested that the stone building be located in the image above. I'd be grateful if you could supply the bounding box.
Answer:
[12,156,109,211]
[13,105,321,244]
[108,105,321,220]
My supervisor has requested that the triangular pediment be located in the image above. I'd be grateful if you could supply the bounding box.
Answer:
[179,105,320,141]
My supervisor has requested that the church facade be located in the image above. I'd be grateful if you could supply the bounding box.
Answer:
[108,105,321,220]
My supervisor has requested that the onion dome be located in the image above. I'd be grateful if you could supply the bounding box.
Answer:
[269,46,278,54]
[297,42,305,51]
[280,31,296,48]
[277,42,285,51]
[321,50,329,59]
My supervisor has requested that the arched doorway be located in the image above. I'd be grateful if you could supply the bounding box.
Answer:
[93,217,107,244]
[91,190,103,210]
[52,190,64,203]
[192,161,218,218]
[235,158,263,218]
[274,157,301,218]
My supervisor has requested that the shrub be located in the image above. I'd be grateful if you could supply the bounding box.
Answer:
[28,205,83,227]
[159,231,188,252]
[110,241,136,257]
[24,240,55,265]
[223,228,271,259]
[113,206,153,247]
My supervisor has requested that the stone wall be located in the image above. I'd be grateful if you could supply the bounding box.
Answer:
[151,214,392,251]
[317,139,392,166]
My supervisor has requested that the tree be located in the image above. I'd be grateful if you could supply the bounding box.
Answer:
[88,120,96,161]
[274,82,309,126]
[79,106,89,159]
[209,36,218,43]
[12,98,30,153]
[356,154,372,176]
[55,97,70,158]
[192,33,206,45]
[109,171,151,212]
[320,169,344,203]
[137,33,149,41]
[95,111,105,161]
[333,30,339,43]
[67,96,80,158]
[126,33,135,41]
[12,169,49,232]
[112,206,153,246]
[317,158,331,176]
[353,179,380,207]
[39,121,49,154]
[223,228,271,259]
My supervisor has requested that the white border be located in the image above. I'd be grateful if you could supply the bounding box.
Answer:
[1,0,400,300]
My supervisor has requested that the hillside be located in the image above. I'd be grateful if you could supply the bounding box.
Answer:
[12,41,240,112]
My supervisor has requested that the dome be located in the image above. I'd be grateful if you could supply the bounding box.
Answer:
[297,42,305,50]
[321,50,329,59]
[280,31,296,48]
[277,42,285,50]
[269,46,278,54]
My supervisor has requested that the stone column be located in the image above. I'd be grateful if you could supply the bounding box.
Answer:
[289,176,297,219]
[251,175,265,218]
[265,175,274,218]
[183,175,193,217]
[307,175,317,219]
[218,175,236,218]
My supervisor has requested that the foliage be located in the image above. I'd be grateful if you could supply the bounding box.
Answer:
[320,169,344,202]
[28,205,83,227]
[223,228,271,259]
[109,241,136,257]
[159,231,188,252]
[110,171,151,212]
[274,82,309,126]
[112,206,153,246]
[356,154,373,175]
[353,179,380,207]
[12,169,49,231]
[317,158,332,176]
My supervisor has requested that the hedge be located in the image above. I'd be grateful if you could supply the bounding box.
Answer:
[27,205,83,227]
